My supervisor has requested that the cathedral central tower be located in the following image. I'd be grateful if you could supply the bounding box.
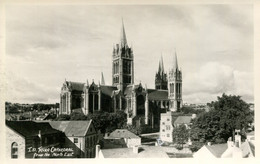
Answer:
[112,21,134,91]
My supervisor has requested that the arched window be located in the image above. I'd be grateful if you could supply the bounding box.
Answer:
[11,142,18,158]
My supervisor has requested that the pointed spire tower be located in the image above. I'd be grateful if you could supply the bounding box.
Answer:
[161,55,165,74]
[120,19,128,47]
[155,54,168,90]
[112,19,134,92]
[101,72,105,85]
[168,50,182,112]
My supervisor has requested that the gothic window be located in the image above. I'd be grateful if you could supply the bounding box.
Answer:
[11,142,18,158]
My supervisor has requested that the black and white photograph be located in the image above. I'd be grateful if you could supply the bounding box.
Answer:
[0,0,258,161]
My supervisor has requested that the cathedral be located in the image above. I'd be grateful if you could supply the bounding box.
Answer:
[59,21,183,129]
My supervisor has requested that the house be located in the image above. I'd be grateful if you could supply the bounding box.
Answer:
[104,129,141,148]
[173,116,192,128]
[160,113,193,143]
[96,145,169,158]
[50,120,98,158]
[194,132,255,158]
[160,111,175,142]
[6,121,65,159]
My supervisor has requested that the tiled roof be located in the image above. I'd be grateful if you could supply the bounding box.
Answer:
[147,89,168,100]
[101,146,169,158]
[107,129,140,139]
[100,85,118,97]
[101,139,127,149]
[6,121,61,137]
[50,121,91,137]
[66,81,85,91]
[205,144,228,158]
[174,116,192,125]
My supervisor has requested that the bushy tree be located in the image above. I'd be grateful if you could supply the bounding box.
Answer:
[190,93,253,144]
[172,124,189,149]
[55,114,70,121]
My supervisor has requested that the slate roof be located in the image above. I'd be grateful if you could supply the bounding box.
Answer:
[66,81,85,91]
[147,89,168,100]
[6,121,61,138]
[100,85,118,97]
[101,146,169,158]
[101,139,128,149]
[174,116,192,125]
[107,129,140,139]
[205,144,228,158]
[50,121,92,137]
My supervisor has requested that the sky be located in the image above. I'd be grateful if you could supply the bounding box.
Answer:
[4,4,254,104]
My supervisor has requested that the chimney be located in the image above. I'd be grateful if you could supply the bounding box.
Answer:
[133,145,139,154]
[95,145,100,158]
[227,137,233,148]
[234,130,241,148]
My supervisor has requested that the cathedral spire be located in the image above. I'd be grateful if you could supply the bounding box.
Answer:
[120,19,127,47]
[101,72,105,85]
[174,51,179,71]
[161,55,164,73]
[158,60,161,73]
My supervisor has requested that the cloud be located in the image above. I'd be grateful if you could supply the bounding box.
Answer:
[183,62,253,103]
[5,72,59,103]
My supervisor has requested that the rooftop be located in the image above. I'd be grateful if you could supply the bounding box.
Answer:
[174,116,192,125]
[101,146,169,158]
[50,120,92,137]
[205,144,228,158]
[106,129,140,139]
[6,120,61,137]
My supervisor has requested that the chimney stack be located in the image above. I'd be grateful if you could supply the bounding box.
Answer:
[95,145,100,158]
[133,145,139,154]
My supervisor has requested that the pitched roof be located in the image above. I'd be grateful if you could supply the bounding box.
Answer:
[100,85,118,97]
[174,116,192,125]
[205,144,228,158]
[6,121,61,137]
[147,89,168,100]
[101,146,169,158]
[66,81,85,91]
[107,129,140,139]
[101,139,127,149]
[50,121,92,137]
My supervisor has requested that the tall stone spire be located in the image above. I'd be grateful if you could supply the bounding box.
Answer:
[174,51,179,71]
[101,72,105,85]
[161,55,164,73]
[158,60,161,73]
[120,19,127,47]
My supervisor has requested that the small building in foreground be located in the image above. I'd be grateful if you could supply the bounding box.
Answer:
[104,129,141,148]
[50,120,98,158]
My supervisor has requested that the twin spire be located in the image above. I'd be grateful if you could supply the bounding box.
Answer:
[158,55,165,74]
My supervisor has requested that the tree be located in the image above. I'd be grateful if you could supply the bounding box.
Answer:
[55,114,70,121]
[172,124,189,150]
[70,112,88,120]
[190,93,253,144]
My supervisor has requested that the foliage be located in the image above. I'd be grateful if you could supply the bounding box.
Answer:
[5,102,59,113]
[189,141,204,152]
[190,93,253,144]
[70,112,88,120]
[87,111,127,133]
[55,114,70,121]
[172,124,189,149]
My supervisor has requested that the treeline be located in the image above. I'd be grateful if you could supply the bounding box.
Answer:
[55,111,127,133]
[5,102,59,113]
